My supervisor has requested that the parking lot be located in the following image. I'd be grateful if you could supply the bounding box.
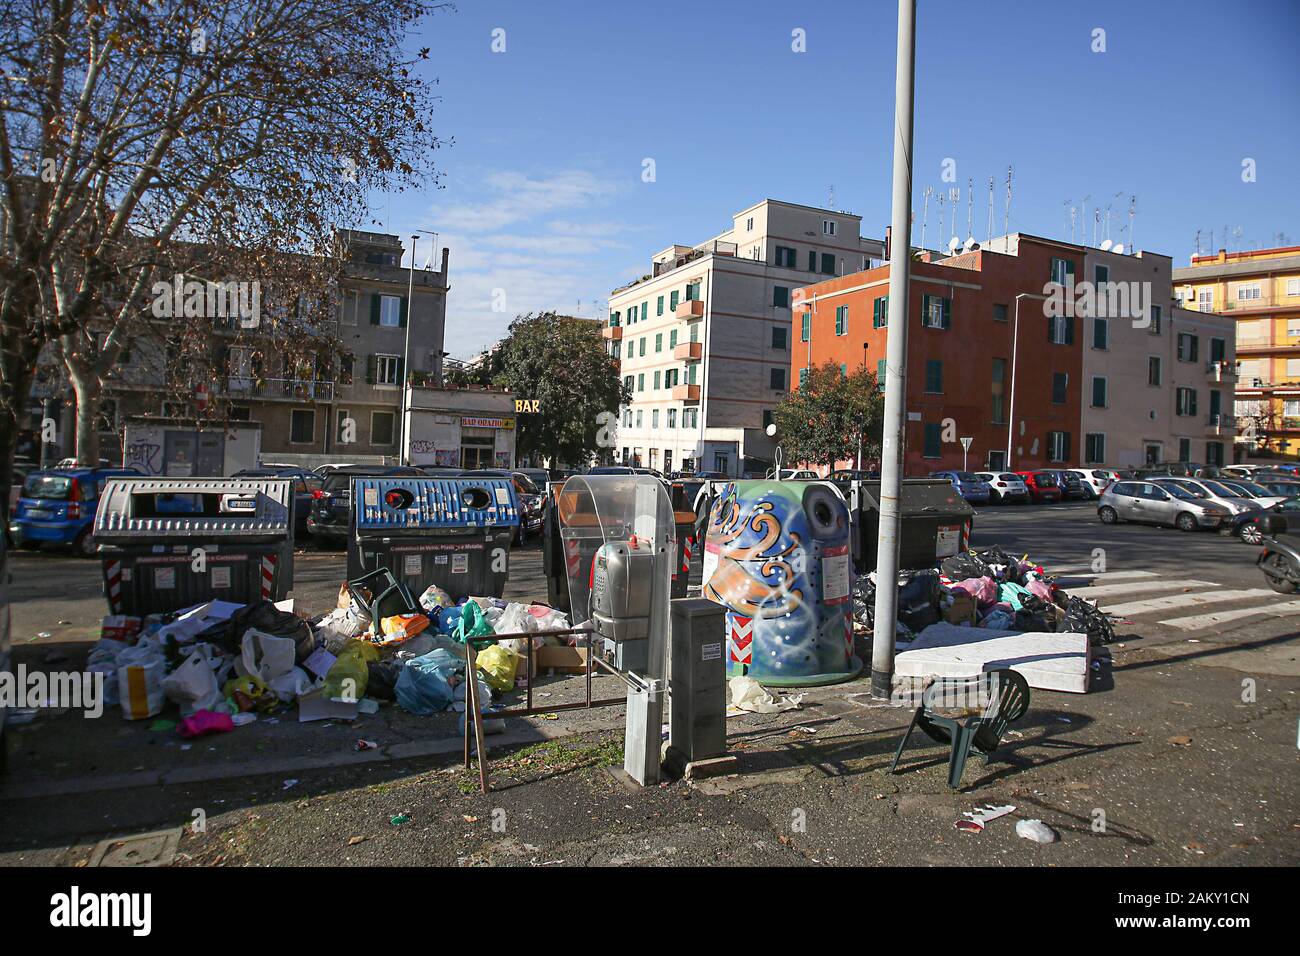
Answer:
[1,500,1297,867]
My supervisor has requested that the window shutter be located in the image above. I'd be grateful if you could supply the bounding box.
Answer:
[399,297,409,328]
[365,355,377,384]
[808,250,816,271]
[397,355,405,385]
[369,294,381,325]
[1065,315,1074,344]
[942,297,952,330]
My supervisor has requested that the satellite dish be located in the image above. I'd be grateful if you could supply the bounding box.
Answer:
[1100,239,1113,251]
[1113,243,1125,255]
[964,236,978,252]
[947,236,961,255]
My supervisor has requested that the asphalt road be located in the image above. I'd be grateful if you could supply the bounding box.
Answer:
[1,502,1296,867]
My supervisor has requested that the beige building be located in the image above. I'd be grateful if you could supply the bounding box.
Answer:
[605,199,883,476]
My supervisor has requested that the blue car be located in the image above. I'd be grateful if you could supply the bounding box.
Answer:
[9,467,141,558]
[929,470,992,504]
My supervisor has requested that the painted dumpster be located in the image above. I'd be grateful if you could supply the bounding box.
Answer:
[701,480,860,686]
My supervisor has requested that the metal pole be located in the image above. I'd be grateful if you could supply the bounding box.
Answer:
[399,234,417,465]
[869,0,916,701]
[1007,294,1023,469]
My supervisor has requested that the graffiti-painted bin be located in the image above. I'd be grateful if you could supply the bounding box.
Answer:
[95,478,294,615]
[702,480,861,687]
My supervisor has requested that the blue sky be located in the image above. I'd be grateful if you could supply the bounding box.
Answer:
[366,0,1300,358]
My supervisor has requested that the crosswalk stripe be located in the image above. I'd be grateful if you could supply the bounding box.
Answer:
[1159,600,1300,631]
[1070,578,1217,600]
[1053,570,1160,585]
[1105,588,1277,617]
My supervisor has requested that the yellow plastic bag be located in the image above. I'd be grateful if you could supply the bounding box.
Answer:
[474,644,519,694]
[322,639,381,702]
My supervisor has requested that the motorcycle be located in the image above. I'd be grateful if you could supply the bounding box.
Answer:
[1256,535,1300,593]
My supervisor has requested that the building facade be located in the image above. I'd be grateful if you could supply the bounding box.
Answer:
[790,233,1236,474]
[606,199,883,476]
[1173,245,1300,456]
[403,384,517,470]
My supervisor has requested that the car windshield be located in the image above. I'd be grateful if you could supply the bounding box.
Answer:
[322,470,388,494]
[1164,483,1197,501]
[1224,480,1271,497]
[1201,480,1245,499]
[956,472,981,482]
[22,474,74,499]
[513,474,539,495]
[1034,472,1058,485]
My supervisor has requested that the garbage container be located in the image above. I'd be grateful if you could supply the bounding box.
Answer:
[346,476,519,600]
[95,477,295,615]
[846,479,975,574]
[701,479,860,686]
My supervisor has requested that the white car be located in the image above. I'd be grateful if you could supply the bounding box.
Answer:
[973,471,1029,503]
[1215,478,1288,509]
[1064,468,1117,500]
[767,469,820,480]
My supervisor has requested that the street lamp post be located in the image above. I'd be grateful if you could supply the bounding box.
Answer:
[399,234,418,465]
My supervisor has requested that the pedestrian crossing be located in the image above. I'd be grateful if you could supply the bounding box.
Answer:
[1049,564,1300,635]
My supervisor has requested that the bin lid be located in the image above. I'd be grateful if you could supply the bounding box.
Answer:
[352,477,520,530]
[94,478,293,539]
[855,478,975,518]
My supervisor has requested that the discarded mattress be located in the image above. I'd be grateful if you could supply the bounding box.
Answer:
[895,622,1091,694]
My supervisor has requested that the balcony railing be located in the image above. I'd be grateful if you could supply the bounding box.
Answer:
[225,377,335,402]
[673,341,702,361]
[1205,359,1237,380]
[1217,293,1300,313]
[1206,413,1236,431]
[672,383,701,403]
[675,299,704,319]
[652,241,737,279]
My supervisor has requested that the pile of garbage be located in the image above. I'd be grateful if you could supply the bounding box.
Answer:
[83,583,574,735]
[850,545,1115,648]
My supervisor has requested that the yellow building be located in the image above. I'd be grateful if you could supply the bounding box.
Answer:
[1173,245,1300,456]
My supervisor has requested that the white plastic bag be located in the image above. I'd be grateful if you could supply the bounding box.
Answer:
[496,603,537,636]
[527,605,569,633]
[238,628,297,683]
[268,666,314,702]
[315,606,364,654]
[162,645,224,716]
[116,644,167,720]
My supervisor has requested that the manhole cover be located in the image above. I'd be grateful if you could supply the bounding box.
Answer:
[87,828,183,867]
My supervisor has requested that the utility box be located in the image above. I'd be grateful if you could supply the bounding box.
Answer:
[347,476,519,600]
[667,598,727,767]
[95,477,294,615]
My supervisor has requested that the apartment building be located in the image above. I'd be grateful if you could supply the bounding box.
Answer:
[605,199,884,476]
[790,232,1236,473]
[1173,245,1300,455]
[46,230,450,469]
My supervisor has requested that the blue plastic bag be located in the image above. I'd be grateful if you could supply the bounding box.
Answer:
[394,648,461,715]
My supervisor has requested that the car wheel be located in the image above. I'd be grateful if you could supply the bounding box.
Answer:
[1239,522,1264,546]
[73,527,97,558]
[1175,512,1198,532]
[1098,506,1118,524]
[1261,554,1298,593]
[17,540,38,551]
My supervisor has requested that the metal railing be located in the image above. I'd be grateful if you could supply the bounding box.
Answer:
[224,377,335,401]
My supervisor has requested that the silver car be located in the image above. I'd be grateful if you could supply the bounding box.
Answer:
[1153,477,1259,517]
[1098,479,1231,531]
[973,471,1029,503]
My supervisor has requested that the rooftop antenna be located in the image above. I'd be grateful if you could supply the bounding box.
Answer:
[828,184,836,209]
[949,187,959,248]
[1070,205,1078,244]
[966,177,974,244]
[986,176,994,244]
[1194,229,1202,256]
[1062,198,1072,238]
[1127,195,1136,251]
[1093,206,1100,248]
[1080,194,1091,245]
[920,186,933,251]
[936,190,946,248]
[1004,166,1013,240]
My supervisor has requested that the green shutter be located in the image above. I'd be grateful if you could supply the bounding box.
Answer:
[670,291,679,311]
[365,354,377,384]
[399,296,408,328]
[942,297,952,330]
[369,294,380,325]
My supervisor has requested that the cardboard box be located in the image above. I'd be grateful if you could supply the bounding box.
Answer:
[942,591,977,626]
[534,645,589,675]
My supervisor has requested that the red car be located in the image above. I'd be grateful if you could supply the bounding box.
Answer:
[1014,470,1063,503]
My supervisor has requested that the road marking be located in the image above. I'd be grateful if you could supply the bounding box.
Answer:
[1052,570,1160,584]
[1070,578,1217,600]
[1105,588,1277,617]
[1159,600,1300,631]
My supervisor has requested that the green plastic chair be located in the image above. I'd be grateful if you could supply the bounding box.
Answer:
[889,667,1031,788]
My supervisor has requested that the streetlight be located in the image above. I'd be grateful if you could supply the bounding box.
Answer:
[399,234,418,464]
[1006,291,1046,471]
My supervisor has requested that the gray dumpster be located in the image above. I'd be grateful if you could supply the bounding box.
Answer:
[845,478,975,573]
[95,478,295,615]
[346,476,519,600]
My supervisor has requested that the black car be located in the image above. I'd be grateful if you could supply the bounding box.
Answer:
[233,467,323,540]
[458,469,544,543]
[307,465,425,546]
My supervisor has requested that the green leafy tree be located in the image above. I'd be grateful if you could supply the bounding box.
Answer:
[497,313,629,467]
[772,362,884,470]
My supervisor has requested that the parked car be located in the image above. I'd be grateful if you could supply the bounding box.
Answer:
[828,469,881,481]
[1042,469,1087,500]
[1062,469,1115,500]
[929,471,992,504]
[232,467,322,540]
[1151,477,1259,518]
[1098,479,1231,531]
[972,472,1028,503]
[1213,478,1289,510]
[9,466,142,557]
[1254,477,1300,499]
[1014,470,1062,503]
[515,468,551,491]
[307,465,425,546]
[767,468,820,480]
[1227,500,1291,545]
[459,469,545,543]
[418,466,465,478]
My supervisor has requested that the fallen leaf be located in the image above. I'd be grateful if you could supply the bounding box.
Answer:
[348,835,367,846]
[1167,735,1193,747]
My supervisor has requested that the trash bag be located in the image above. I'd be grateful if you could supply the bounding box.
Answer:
[940,551,992,581]
[973,546,1024,583]
[366,660,404,701]
[496,602,537,636]
[950,576,998,605]
[117,644,167,720]
[239,628,298,684]
[418,584,454,613]
[162,643,225,716]
[395,648,461,715]
[376,612,430,647]
[223,674,278,712]
[321,639,381,702]
[267,666,313,702]
[897,569,942,630]
[1061,595,1115,646]
[453,601,496,647]
[199,600,313,662]
[851,573,876,628]
[980,607,1016,630]
[475,644,519,694]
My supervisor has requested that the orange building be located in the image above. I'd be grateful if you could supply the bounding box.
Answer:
[791,235,1087,475]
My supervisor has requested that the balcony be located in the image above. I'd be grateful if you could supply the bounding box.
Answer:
[225,377,335,402]
[673,341,702,361]
[1218,293,1300,314]
[652,240,737,279]
[675,298,704,320]
[1206,413,1237,435]
[602,325,623,340]
[1205,359,1237,381]
[672,384,701,403]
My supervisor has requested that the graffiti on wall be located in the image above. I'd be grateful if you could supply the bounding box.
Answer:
[125,442,162,475]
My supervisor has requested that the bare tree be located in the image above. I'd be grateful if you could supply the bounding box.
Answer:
[0,0,449,493]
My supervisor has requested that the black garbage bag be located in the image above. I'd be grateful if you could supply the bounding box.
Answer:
[940,551,991,581]
[1061,595,1115,646]
[851,573,876,628]
[974,546,1026,584]
[197,600,315,662]
[366,660,403,701]
[897,569,942,630]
